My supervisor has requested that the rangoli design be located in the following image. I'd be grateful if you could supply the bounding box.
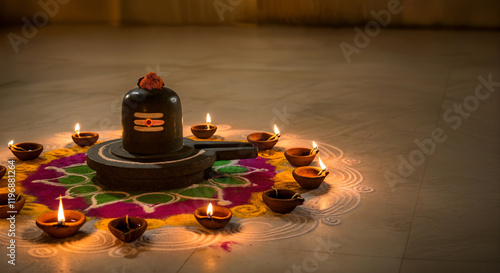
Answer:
[21,153,276,219]
[0,138,374,257]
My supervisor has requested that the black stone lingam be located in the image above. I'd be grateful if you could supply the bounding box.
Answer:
[122,81,182,155]
[87,73,257,191]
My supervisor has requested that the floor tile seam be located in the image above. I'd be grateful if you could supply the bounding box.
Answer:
[175,250,196,273]
[398,60,455,273]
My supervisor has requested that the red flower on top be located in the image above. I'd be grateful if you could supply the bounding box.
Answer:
[138,72,165,90]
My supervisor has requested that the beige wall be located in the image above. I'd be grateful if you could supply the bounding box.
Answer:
[1,0,499,27]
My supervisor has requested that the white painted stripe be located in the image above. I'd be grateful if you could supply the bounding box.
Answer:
[134,112,164,119]
[134,126,164,132]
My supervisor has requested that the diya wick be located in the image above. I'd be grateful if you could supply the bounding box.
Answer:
[194,203,232,229]
[284,141,319,167]
[317,157,328,177]
[36,196,86,238]
[270,187,301,200]
[247,125,280,150]
[8,140,43,161]
[72,123,99,147]
[267,125,281,141]
[292,157,329,189]
[309,141,319,155]
[191,113,217,139]
[7,141,27,152]
[207,203,213,218]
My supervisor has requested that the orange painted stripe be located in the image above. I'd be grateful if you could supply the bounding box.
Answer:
[134,119,165,126]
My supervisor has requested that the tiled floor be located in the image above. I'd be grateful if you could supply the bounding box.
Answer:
[0,25,499,273]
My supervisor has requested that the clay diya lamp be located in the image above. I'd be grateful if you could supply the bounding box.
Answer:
[262,188,304,214]
[0,165,6,179]
[0,193,25,218]
[72,123,99,147]
[292,157,330,189]
[8,141,43,161]
[108,215,148,243]
[285,141,319,167]
[194,203,232,229]
[191,113,217,139]
[247,125,280,150]
[36,198,86,238]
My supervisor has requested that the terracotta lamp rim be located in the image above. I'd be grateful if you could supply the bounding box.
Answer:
[9,142,44,161]
[0,193,25,205]
[72,132,99,147]
[0,194,26,218]
[36,210,86,226]
[194,205,232,218]
[285,147,317,156]
[293,166,329,176]
[191,124,217,130]
[72,132,99,138]
[10,142,43,152]
[36,209,86,238]
[263,189,304,200]
[284,147,318,167]
[247,132,276,143]
[247,132,279,150]
[190,124,217,139]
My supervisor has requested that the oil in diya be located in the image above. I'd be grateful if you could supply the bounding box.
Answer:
[247,124,280,150]
[194,203,232,229]
[284,141,319,167]
[0,165,6,179]
[36,197,86,238]
[72,123,99,147]
[108,215,148,243]
[292,157,330,189]
[0,193,25,219]
[8,140,43,161]
[191,113,217,139]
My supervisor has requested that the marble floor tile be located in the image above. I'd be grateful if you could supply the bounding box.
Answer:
[404,154,500,262]
[0,25,499,272]
[400,259,500,273]
[179,246,402,273]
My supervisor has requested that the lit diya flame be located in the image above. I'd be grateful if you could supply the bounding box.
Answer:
[8,140,27,151]
[57,196,65,225]
[268,124,280,141]
[207,203,213,218]
[317,157,327,176]
[75,123,80,137]
[206,113,211,129]
[309,141,318,155]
